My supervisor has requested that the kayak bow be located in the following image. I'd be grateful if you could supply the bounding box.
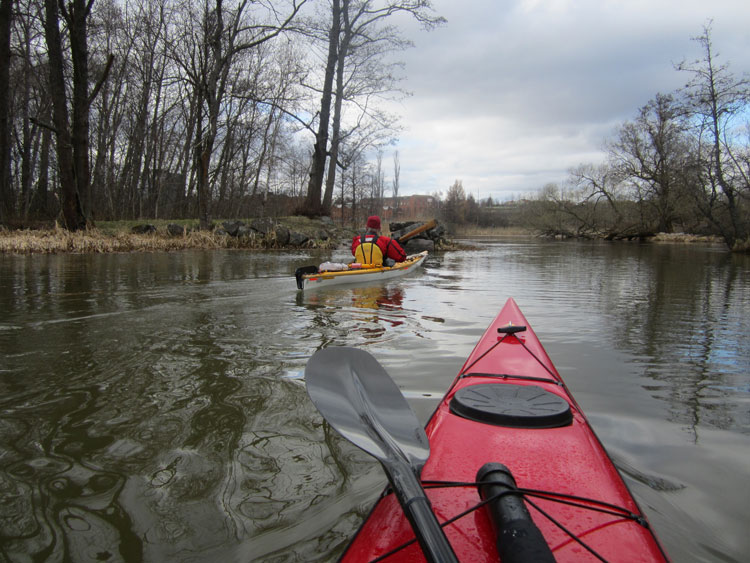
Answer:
[307,298,669,562]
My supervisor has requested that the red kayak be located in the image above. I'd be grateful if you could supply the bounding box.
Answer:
[341,298,668,562]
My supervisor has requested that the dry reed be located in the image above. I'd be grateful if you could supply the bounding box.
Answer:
[0,226,338,254]
[649,232,723,244]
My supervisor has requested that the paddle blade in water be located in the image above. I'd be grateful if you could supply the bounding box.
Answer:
[305,346,430,471]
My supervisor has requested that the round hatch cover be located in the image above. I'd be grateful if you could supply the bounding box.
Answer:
[449,383,572,428]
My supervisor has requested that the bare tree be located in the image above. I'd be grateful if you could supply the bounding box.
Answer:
[443,179,466,224]
[100,0,171,220]
[44,0,85,229]
[305,0,443,217]
[677,22,750,249]
[8,0,452,227]
[373,148,384,202]
[302,0,339,217]
[9,0,42,220]
[566,163,642,237]
[392,149,400,217]
[180,0,305,230]
[608,93,692,233]
[0,0,11,223]
[323,0,442,213]
[42,0,114,229]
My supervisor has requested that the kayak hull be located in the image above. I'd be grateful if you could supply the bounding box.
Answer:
[297,251,427,291]
[341,298,667,562]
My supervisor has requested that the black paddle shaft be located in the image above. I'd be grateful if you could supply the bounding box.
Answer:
[305,347,458,563]
[386,459,458,563]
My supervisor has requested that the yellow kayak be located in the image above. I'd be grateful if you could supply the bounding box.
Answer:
[295,251,427,290]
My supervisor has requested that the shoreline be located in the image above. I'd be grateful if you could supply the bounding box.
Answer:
[0,217,353,255]
[0,220,724,255]
[0,228,350,255]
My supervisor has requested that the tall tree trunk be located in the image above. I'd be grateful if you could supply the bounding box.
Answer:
[67,0,93,222]
[179,101,197,218]
[35,125,52,218]
[252,106,276,196]
[44,0,86,230]
[216,117,236,217]
[194,91,214,229]
[303,0,339,216]
[194,0,226,230]
[0,0,12,224]
[195,120,215,229]
[322,25,348,213]
[392,150,400,218]
[263,110,283,207]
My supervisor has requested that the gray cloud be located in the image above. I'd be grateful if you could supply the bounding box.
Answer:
[387,0,750,200]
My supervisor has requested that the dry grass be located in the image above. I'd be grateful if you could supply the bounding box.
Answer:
[0,227,217,254]
[649,232,723,244]
[0,222,340,254]
[451,226,533,237]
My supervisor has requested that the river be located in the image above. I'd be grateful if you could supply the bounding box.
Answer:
[0,238,748,562]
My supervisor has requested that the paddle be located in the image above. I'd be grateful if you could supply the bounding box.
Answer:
[305,347,458,563]
[396,219,437,244]
[295,265,319,290]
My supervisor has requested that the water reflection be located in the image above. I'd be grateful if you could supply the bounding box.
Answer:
[587,245,750,438]
[0,390,141,561]
[298,284,406,338]
[0,243,748,562]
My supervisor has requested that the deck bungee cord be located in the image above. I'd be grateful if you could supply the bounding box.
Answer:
[370,478,655,563]
[455,325,564,387]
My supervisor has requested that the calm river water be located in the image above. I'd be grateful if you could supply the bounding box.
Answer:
[1,238,748,562]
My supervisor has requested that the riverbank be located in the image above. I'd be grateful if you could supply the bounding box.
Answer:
[0,216,467,254]
[1,219,724,255]
[450,226,725,246]
[0,217,357,254]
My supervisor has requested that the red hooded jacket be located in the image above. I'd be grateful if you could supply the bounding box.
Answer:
[351,233,406,264]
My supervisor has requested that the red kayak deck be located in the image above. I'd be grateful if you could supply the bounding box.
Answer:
[342,298,667,562]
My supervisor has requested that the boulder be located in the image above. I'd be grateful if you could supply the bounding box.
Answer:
[250,218,275,236]
[236,225,255,239]
[131,224,156,234]
[167,223,185,236]
[431,224,447,239]
[222,221,245,237]
[389,221,414,235]
[289,231,309,247]
[274,226,291,246]
[403,238,435,252]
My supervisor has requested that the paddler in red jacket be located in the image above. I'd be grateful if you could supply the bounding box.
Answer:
[351,215,406,267]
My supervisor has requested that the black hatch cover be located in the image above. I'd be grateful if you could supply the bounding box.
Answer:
[449,383,572,428]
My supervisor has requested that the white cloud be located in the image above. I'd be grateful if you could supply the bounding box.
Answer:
[384,0,750,200]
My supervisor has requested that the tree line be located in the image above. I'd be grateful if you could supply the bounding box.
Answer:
[0,0,443,231]
[356,24,749,253]
[438,25,749,252]
[521,24,749,252]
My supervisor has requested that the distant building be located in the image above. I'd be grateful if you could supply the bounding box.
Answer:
[331,194,440,223]
[386,195,439,220]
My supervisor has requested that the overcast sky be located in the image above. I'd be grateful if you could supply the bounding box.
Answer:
[385,0,750,201]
